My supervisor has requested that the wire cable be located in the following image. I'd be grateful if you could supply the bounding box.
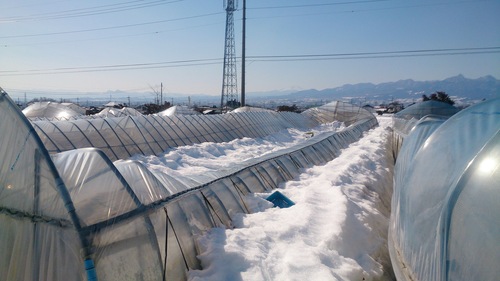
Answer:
[249,0,391,10]
[1,0,183,22]
[1,47,498,76]
[0,12,224,39]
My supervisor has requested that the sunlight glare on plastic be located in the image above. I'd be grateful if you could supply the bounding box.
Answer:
[422,137,432,149]
[478,157,497,175]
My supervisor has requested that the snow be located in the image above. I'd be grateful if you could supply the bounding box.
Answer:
[132,121,344,183]
[136,117,394,280]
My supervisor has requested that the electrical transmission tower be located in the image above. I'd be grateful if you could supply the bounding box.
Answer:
[220,0,239,113]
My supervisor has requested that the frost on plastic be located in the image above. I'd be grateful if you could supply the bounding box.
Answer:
[0,87,377,281]
[389,98,500,281]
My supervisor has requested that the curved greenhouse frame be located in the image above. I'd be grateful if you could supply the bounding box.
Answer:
[0,88,378,281]
[389,98,500,281]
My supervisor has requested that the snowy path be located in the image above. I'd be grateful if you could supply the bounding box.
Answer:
[187,118,394,281]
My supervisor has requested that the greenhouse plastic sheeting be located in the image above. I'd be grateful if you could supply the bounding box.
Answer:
[23,101,84,120]
[389,98,500,281]
[32,111,318,161]
[392,100,459,137]
[392,116,447,192]
[301,100,375,126]
[1,87,378,281]
[0,92,86,281]
[156,105,201,117]
[95,107,143,117]
[391,101,459,160]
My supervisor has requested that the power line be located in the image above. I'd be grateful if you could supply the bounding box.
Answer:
[0,12,224,39]
[0,58,223,76]
[249,50,500,62]
[1,47,498,76]
[2,21,224,47]
[247,47,500,60]
[247,0,494,16]
[248,0,391,10]
[1,0,183,22]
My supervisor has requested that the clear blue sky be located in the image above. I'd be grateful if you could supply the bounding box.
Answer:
[1,0,499,99]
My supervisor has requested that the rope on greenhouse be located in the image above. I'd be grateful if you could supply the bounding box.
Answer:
[85,121,120,160]
[166,209,190,270]
[324,137,339,156]
[10,130,33,170]
[230,178,251,213]
[139,116,169,151]
[127,116,157,154]
[254,168,277,191]
[102,118,137,157]
[310,145,328,162]
[50,122,78,150]
[288,153,303,169]
[201,191,227,228]
[162,207,169,281]
[300,149,314,165]
[0,206,73,228]
[274,159,294,180]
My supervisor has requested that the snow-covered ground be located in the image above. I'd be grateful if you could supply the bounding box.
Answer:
[136,117,394,280]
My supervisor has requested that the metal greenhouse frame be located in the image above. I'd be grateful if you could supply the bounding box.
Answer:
[0,88,378,281]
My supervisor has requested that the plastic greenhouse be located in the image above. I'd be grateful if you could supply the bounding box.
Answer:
[156,105,201,117]
[389,98,500,281]
[230,106,273,113]
[390,100,460,158]
[22,101,85,120]
[0,88,378,281]
[95,107,143,118]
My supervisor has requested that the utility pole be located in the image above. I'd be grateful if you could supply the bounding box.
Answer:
[241,0,246,107]
[160,82,163,105]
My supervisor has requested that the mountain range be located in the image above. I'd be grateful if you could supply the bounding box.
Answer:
[274,74,499,102]
[15,75,498,107]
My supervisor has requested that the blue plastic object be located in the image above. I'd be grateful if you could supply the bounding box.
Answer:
[85,259,98,281]
[266,191,295,208]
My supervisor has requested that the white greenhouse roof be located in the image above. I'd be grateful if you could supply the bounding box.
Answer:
[95,107,143,117]
[22,101,83,120]
[390,98,500,281]
[156,105,201,117]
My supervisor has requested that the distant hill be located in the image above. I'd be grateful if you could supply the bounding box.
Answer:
[11,74,498,108]
[285,75,499,102]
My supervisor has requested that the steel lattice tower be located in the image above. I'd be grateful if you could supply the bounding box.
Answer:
[220,0,238,113]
